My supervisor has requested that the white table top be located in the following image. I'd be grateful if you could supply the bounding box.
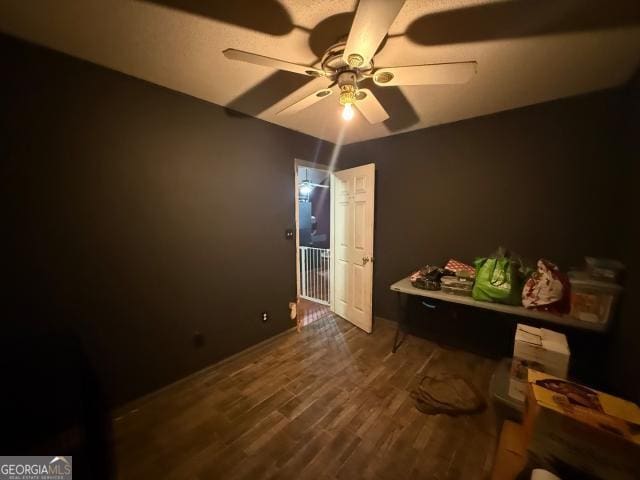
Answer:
[390,276,607,333]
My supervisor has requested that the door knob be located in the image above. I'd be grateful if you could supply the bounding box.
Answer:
[362,256,373,265]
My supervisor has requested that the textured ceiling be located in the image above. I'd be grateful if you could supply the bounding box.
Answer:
[1,0,639,145]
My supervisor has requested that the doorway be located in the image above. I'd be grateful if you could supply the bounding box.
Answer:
[294,160,376,333]
[295,161,331,327]
[298,164,331,305]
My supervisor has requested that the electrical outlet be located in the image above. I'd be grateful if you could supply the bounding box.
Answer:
[261,312,268,322]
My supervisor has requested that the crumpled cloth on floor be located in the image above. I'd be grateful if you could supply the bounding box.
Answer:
[411,374,487,416]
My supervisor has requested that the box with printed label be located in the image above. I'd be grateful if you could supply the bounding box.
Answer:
[523,369,640,480]
[508,324,570,401]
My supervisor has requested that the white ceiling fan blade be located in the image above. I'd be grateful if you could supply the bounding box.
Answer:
[343,0,405,68]
[373,62,478,87]
[223,49,325,77]
[277,88,333,116]
[354,88,389,124]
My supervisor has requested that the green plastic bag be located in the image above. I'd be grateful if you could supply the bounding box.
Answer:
[472,256,523,306]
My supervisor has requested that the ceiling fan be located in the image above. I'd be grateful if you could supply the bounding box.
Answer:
[223,0,478,124]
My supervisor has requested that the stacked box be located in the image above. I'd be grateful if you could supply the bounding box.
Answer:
[523,369,640,480]
[440,275,474,296]
[508,324,569,401]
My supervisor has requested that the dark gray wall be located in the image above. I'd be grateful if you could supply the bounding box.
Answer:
[3,32,636,406]
[337,91,626,323]
[1,35,330,406]
[334,89,632,394]
[608,75,640,403]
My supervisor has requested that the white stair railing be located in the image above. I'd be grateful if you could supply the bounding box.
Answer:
[299,246,330,305]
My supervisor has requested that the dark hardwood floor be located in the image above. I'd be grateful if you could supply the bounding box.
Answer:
[297,298,332,329]
[113,314,497,479]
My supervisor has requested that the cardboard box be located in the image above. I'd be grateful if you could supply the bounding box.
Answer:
[491,420,527,480]
[508,324,570,401]
[523,369,640,480]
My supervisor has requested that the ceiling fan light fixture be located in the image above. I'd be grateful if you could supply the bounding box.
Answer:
[339,84,357,105]
[347,53,364,67]
[374,71,394,84]
[342,102,354,121]
[339,85,356,121]
[299,179,313,195]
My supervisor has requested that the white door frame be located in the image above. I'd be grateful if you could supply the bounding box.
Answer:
[330,171,335,310]
[294,159,331,306]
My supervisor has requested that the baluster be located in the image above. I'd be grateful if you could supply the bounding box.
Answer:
[302,248,307,298]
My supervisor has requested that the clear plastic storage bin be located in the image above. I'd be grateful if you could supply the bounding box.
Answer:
[585,257,625,282]
[569,271,622,326]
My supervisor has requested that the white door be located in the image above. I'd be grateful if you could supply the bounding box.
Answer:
[331,163,375,333]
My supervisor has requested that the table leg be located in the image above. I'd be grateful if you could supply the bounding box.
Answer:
[392,291,407,353]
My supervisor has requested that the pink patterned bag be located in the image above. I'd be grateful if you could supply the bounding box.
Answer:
[522,259,570,313]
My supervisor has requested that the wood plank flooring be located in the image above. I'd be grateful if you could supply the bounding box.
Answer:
[113,314,497,479]
[297,298,331,329]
